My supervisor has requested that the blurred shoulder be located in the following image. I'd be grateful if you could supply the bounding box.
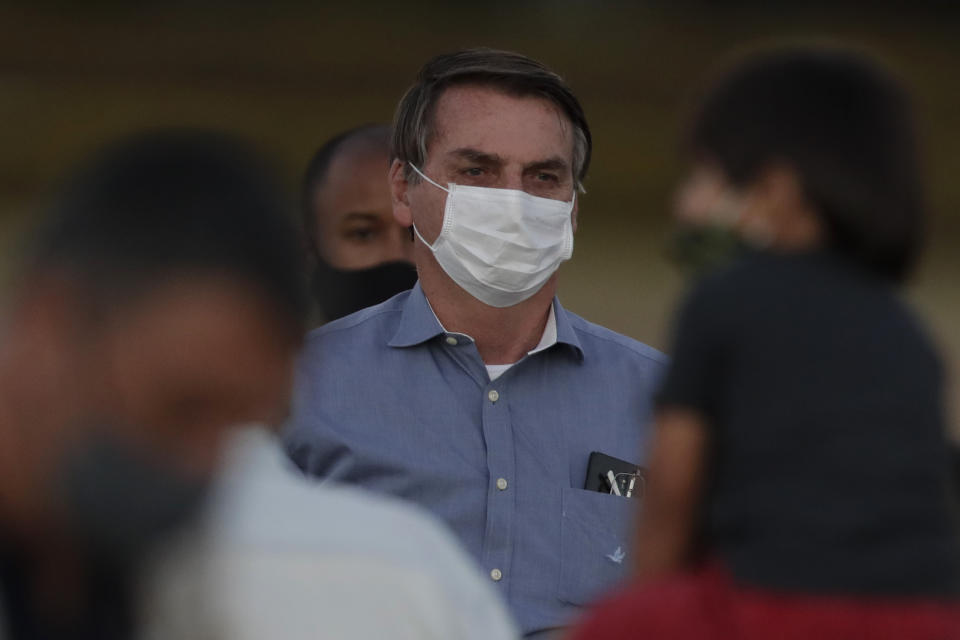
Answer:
[151,428,519,640]
[211,428,472,560]
[674,252,780,318]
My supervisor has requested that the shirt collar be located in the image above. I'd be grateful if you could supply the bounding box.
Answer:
[387,282,445,348]
[552,298,584,361]
[527,303,557,355]
[388,282,584,360]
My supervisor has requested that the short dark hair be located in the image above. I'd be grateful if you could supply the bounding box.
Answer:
[392,48,592,190]
[300,124,391,258]
[688,46,925,281]
[30,129,308,333]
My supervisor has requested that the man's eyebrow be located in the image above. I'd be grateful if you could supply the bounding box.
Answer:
[339,212,382,223]
[446,148,505,164]
[524,157,570,173]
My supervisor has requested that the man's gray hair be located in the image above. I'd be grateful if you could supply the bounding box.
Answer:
[391,48,592,192]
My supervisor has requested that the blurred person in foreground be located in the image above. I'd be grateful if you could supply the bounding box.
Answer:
[0,130,308,639]
[127,130,516,640]
[142,429,519,640]
[302,124,417,322]
[285,48,667,638]
[571,47,960,640]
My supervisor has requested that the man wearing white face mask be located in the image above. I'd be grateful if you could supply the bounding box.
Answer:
[285,48,667,638]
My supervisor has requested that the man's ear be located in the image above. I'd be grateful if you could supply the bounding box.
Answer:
[742,162,805,232]
[736,162,807,249]
[756,162,805,213]
[389,159,413,228]
[752,162,823,249]
[1,274,85,427]
[571,194,580,233]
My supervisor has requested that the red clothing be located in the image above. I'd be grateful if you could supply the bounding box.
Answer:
[569,563,960,640]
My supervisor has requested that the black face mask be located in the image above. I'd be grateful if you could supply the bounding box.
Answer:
[311,259,418,321]
[55,431,211,564]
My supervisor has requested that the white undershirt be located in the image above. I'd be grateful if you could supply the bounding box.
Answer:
[483,363,514,381]
[426,301,559,381]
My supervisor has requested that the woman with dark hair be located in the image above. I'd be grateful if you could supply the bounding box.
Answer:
[571,47,959,639]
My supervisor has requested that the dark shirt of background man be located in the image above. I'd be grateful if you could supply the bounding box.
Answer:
[0,130,307,640]
[572,45,959,640]
[302,124,417,322]
[659,250,959,596]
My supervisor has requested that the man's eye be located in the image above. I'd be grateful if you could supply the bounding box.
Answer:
[536,172,559,182]
[345,227,377,242]
[463,167,485,177]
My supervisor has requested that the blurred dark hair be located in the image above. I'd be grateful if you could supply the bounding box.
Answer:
[687,46,925,281]
[30,129,308,334]
[392,48,591,190]
[300,124,390,258]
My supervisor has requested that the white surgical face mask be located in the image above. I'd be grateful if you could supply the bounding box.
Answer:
[409,164,575,308]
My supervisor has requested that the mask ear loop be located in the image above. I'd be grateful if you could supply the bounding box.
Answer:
[407,163,449,250]
[408,163,450,193]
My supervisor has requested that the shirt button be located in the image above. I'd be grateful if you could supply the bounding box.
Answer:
[488,390,499,403]
[490,568,503,581]
[445,336,458,346]
[496,477,508,491]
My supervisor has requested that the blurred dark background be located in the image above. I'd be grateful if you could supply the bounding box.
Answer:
[1,1,958,434]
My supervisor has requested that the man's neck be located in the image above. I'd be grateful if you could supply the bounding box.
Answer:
[419,263,557,365]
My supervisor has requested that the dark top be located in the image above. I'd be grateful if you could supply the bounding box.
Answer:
[0,532,134,640]
[657,250,960,597]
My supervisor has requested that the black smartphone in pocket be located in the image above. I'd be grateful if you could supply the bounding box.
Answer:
[584,451,645,498]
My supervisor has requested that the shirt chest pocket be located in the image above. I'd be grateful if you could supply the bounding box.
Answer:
[558,487,635,606]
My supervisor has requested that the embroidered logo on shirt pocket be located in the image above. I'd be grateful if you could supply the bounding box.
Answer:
[557,487,634,605]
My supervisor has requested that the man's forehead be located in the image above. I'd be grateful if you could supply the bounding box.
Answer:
[325,143,389,188]
[316,145,391,212]
[429,84,574,160]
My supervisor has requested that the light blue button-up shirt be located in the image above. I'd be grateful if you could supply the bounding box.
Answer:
[285,283,667,635]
